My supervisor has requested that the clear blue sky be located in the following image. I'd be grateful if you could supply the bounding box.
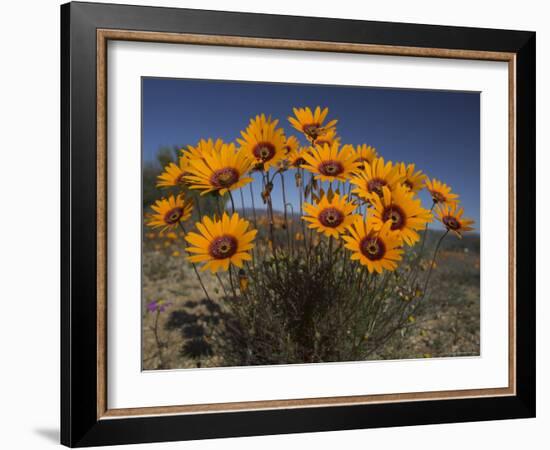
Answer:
[142,77,480,230]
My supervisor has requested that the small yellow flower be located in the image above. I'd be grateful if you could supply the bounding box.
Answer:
[184,142,253,196]
[302,193,359,238]
[172,250,181,257]
[399,163,427,193]
[181,138,224,161]
[314,128,340,147]
[288,106,338,143]
[301,142,360,183]
[425,178,459,206]
[350,157,403,202]
[342,218,403,273]
[156,155,189,188]
[185,213,257,273]
[147,194,193,233]
[369,185,433,246]
[351,144,378,170]
[283,135,300,155]
[175,138,226,181]
[287,146,311,168]
[436,203,475,238]
[237,114,286,171]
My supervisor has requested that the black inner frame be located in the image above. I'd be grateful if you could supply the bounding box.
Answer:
[61,2,536,447]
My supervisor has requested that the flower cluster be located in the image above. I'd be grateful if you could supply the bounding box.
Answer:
[147,106,474,275]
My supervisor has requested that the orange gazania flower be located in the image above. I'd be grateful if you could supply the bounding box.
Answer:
[288,106,338,143]
[147,194,193,233]
[436,203,475,238]
[237,114,286,171]
[425,178,459,206]
[185,213,257,273]
[301,142,360,182]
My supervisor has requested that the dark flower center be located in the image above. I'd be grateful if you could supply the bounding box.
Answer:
[359,236,386,261]
[382,205,407,230]
[208,235,238,259]
[292,157,306,167]
[318,207,345,228]
[252,142,276,162]
[431,190,446,203]
[303,123,321,139]
[356,157,371,170]
[367,178,387,196]
[403,180,413,190]
[318,160,344,177]
[210,167,239,188]
[164,207,183,225]
[442,215,461,230]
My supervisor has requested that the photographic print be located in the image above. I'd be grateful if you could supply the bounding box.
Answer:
[141,78,480,370]
[62,6,535,444]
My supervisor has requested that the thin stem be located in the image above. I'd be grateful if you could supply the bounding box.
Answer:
[408,201,436,285]
[194,194,202,220]
[215,273,229,297]
[177,222,212,302]
[279,171,291,252]
[215,195,223,218]
[299,168,309,257]
[239,188,246,218]
[249,181,258,229]
[263,171,276,248]
[422,230,449,297]
[287,203,296,256]
[306,173,316,264]
[228,190,236,214]
[228,266,238,299]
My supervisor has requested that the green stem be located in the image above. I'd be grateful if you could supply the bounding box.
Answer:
[299,168,309,258]
[228,190,236,214]
[239,188,246,218]
[215,195,223,218]
[194,194,202,220]
[421,230,448,297]
[178,222,212,302]
[263,171,276,249]
[279,171,291,253]
[249,182,258,229]
[228,266,238,299]
[408,201,435,285]
[215,273,229,298]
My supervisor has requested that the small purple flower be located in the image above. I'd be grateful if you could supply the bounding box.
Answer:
[147,299,173,313]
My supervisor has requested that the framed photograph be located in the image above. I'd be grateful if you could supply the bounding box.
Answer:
[61,1,536,447]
